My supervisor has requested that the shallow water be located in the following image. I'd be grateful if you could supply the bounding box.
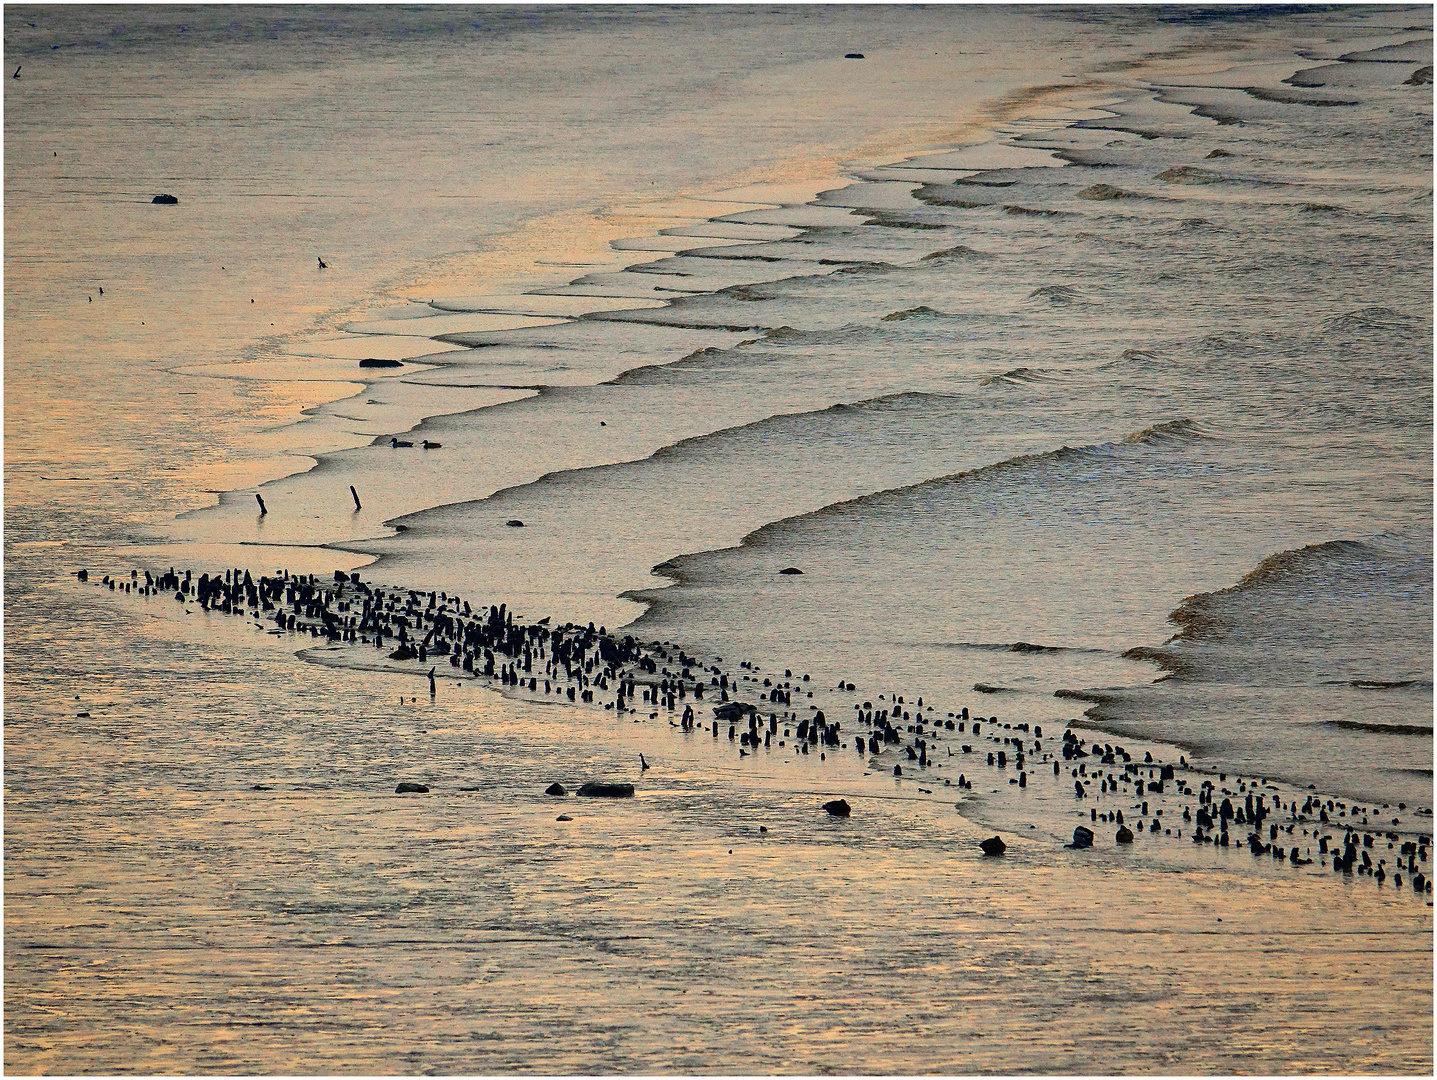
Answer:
[6,5,1432,1074]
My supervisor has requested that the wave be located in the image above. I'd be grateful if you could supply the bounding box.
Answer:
[850,209,946,230]
[605,346,732,385]
[718,284,772,302]
[938,640,1097,654]
[760,325,807,344]
[382,388,972,535]
[826,260,903,275]
[1156,166,1224,185]
[1232,539,1373,589]
[1028,284,1084,303]
[1319,306,1421,333]
[1076,183,1153,201]
[1053,688,1117,704]
[1242,85,1359,107]
[912,192,993,211]
[1122,417,1213,445]
[1323,719,1433,736]
[634,425,1205,598]
[1003,204,1073,217]
[1328,678,1434,691]
[1163,539,1389,646]
[1120,645,1198,678]
[920,245,993,261]
[979,366,1054,386]
[881,305,945,321]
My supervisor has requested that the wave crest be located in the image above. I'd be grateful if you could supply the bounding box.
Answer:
[980,366,1053,386]
[881,306,944,321]
[1157,165,1223,184]
[920,244,992,261]
[1123,418,1212,445]
[1320,306,1419,333]
[1028,284,1084,303]
[1076,183,1149,201]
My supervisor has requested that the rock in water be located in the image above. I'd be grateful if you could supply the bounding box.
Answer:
[1116,825,1134,844]
[395,782,430,794]
[576,782,634,798]
[388,645,416,661]
[151,193,179,204]
[505,519,525,527]
[779,567,804,575]
[556,814,573,822]
[980,836,1007,856]
[822,798,851,818]
[1067,825,1095,849]
[713,701,756,722]
[544,782,567,796]
[359,357,404,368]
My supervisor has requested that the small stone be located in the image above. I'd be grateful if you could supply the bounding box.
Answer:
[779,567,804,575]
[980,836,1006,856]
[251,784,271,791]
[544,782,567,796]
[395,782,429,794]
[822,799,851,818]
[505,519,525,527]
[1116,825,1134,844]
[556,814,573,821]
[1066,825,1095,849]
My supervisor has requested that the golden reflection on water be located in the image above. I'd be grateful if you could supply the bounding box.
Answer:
[4,594,1431,1074]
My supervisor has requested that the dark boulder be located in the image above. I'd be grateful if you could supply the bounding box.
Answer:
[713,701,755,722]
[395,782,430,794]
[845,52,865,59]
[822,798,851,818]
[359,357,404,368]
[544,782,567,796]
[388,645,416,661]
[556,814,573,821]
[576,782,634,798]
[151,193,179,204]
[979,835,1007,856]
[505,519,525,527]
[779,567,804,575]
[1116,825,1134,844]
[1066,825,1095,849]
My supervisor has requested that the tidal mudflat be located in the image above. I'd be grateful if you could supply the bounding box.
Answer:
[6,5,1431,1074]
